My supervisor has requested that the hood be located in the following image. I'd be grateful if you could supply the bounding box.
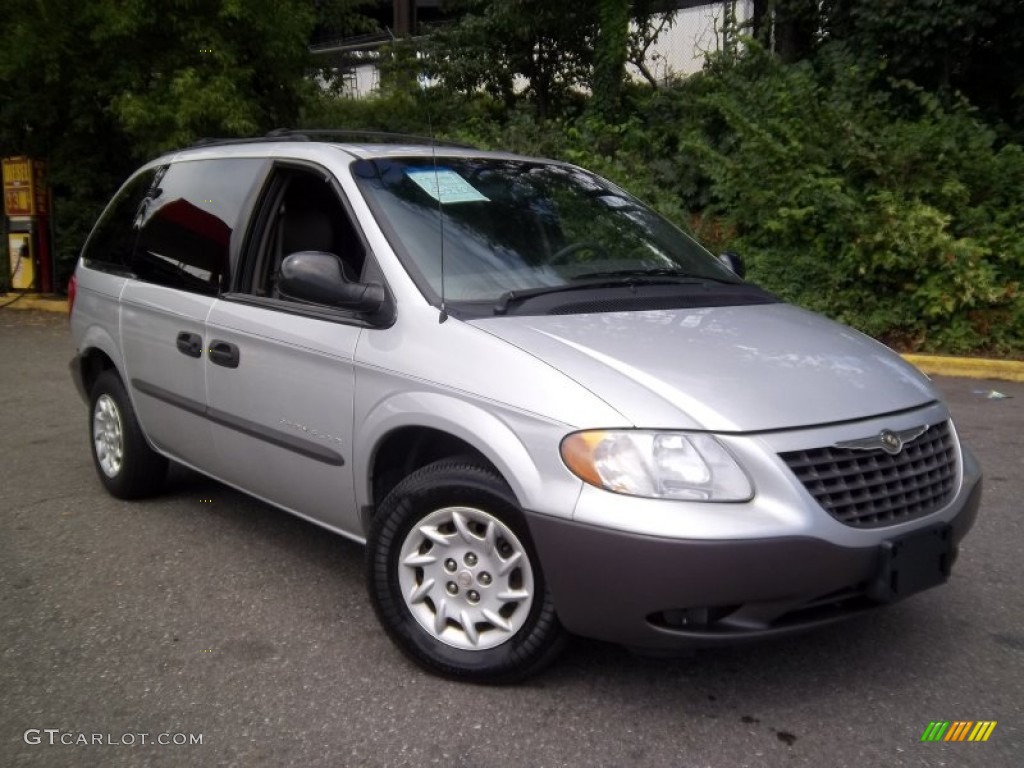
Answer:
[468,304,937,432]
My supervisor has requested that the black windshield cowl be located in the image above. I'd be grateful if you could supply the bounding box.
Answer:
[494,278,776,316]
[569,268,741,284]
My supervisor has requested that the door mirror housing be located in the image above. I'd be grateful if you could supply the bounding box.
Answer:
[718,251,746,278]
[278,251,385,314]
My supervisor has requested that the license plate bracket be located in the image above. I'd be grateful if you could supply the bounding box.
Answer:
[868,524,953,603]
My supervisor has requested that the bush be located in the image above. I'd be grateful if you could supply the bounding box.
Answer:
[621,44,1024,354]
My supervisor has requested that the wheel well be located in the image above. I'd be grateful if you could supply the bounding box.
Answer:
[79,348,117,396]
[368,427,494,526]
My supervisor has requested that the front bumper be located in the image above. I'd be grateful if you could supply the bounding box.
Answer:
[525,477,981,650]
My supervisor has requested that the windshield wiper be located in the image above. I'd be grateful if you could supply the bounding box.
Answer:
[494,279,634,315]
[493,272,728,315]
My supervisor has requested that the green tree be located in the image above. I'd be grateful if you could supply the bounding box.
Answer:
[424,0,676,118]
[425,0,595,118]
[593,0,631,119]
[0,0,372,276]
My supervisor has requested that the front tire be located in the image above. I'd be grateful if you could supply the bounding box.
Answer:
[89,370,168,499]
[367,458,566,683]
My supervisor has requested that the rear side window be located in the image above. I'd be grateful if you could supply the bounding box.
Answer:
[133,158,264,295]
[81,169,157,272]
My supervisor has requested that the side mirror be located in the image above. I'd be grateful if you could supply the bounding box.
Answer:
[718,251,746,278]
[278,251,385,314]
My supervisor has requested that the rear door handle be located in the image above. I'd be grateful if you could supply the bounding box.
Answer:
[208,340,240,369]
[176,331,203,358]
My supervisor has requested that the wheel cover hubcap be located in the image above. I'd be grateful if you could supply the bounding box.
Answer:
[93,394,124,478]
[397,506,535,650]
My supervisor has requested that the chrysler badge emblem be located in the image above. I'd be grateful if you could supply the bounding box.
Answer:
[879,430,903,455]
[834,425,929,455]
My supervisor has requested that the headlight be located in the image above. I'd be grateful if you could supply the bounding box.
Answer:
[560,430,753,501]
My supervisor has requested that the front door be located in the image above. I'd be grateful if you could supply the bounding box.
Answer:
[202,164,371,533]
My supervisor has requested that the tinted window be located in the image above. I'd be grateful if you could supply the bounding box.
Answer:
[81,169,157,271]
[133,158,264,295]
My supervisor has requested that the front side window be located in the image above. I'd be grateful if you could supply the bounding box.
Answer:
[133,158,264,295]
[352,157,749,314]
[244,167,367,301]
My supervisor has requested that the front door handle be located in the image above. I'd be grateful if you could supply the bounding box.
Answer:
[176,331,203,358]
[208,340,240,369]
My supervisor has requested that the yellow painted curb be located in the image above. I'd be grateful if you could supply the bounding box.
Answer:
[0,293,68,313]
[903,354,1024,383]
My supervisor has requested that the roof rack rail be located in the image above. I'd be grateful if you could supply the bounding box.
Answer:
[189,129,476,150]
[266,128,477,149]
[189,136,289,148]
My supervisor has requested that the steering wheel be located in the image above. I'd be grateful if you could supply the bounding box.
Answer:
[545,241,608,265]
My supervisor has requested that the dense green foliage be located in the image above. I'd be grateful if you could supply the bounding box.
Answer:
[752,1,1024,136]
[2,1,1022,354]
[660,46,1024,354]
[420,0,673,118]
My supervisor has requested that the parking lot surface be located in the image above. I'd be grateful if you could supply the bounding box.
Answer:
[1,310,1021,767]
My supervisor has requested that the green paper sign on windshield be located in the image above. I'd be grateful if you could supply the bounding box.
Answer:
[406,168,489,204]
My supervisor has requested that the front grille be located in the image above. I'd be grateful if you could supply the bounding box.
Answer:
[780,421,958,528]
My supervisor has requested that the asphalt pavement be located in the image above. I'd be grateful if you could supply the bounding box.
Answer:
[1,309,1021,768]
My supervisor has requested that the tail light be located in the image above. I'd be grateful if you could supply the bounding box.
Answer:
[67,273,78,318]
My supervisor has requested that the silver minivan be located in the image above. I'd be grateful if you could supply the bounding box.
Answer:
[70,133,982,682]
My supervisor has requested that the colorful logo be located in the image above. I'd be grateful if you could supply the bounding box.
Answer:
[921,721,997,742]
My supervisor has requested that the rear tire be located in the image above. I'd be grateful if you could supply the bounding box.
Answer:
[367,458,566,683]
[89,370,168,499]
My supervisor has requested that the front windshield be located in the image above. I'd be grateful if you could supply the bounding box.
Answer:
[352,156,739,305]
